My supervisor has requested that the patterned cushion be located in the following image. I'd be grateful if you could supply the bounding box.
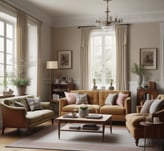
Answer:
[76,93,88,104]
[105,93,118,105]
[26,97,42,111]
[14,101,27,112]
[64,92,77,104]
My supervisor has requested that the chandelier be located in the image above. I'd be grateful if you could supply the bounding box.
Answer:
[96,0,123,28]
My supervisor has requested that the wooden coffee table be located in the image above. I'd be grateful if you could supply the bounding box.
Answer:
[56,114,112,141]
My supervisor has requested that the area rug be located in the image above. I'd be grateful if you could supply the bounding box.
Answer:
[6,124,159,151]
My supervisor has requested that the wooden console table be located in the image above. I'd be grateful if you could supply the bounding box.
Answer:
[137,88,158,106]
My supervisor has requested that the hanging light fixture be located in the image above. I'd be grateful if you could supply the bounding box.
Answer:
[96,0,123,29]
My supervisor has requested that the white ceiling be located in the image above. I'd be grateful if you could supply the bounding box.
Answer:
[25,0,164,27]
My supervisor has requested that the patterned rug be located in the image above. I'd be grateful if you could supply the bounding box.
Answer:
[6,124,159,151]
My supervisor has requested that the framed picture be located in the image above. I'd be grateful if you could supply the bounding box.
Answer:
[140,48,157,69]
[58,50,72,69]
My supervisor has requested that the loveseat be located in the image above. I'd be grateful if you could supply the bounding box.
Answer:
[0,95,55,134]
[59,90,131,122]
[126,94,164,146]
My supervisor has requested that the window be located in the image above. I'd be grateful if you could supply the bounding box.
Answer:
[26,18,38,95]
[0,13,16,94]
[89,28,116,89]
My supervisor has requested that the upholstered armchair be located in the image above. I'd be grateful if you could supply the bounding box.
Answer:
[126,94,164,146]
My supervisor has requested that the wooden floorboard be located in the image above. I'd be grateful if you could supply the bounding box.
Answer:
[0,122,60,151]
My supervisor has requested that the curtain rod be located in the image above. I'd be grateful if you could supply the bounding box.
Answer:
[1,0,42,24]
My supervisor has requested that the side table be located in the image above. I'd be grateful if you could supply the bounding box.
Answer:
[50,100,59,118]
[140,121,163,151]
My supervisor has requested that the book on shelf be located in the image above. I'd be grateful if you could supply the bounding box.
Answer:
[82,123,99,130]
[86,114,103,119]
[69,124,81,129]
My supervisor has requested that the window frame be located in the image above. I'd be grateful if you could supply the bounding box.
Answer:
[89,29,116,90]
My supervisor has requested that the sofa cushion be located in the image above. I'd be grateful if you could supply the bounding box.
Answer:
[26,109,54,125]
[62,104,100,113]
[100,105,125,115]
[26,97,43,111]
[64,92,77,104]
[149,99,164,113]
[76,93,88,104]
[105,93,118,105]
[116,92,128,106]
[140,99,154,113]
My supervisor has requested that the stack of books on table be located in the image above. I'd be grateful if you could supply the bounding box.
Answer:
[86,114,103,119]
[82,123,99,130]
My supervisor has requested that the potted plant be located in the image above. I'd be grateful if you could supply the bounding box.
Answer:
[12,77,30,95]
[131,63,145,88]
[79,104,89,117]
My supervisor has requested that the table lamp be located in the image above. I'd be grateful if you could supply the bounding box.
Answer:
[46,61,58,99]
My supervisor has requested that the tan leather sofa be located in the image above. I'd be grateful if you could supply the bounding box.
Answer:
[59,90,131,122]
[0,95,54,134]
[126,94,164,146]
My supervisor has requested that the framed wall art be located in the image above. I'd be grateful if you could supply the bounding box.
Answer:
[140,48,157,69]
[58,50,72,69]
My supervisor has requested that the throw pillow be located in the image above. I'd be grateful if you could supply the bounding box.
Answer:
[105,93,118,105]
[64,92,77,104]
[149,99,164,113]
[140,99,154,113]
[26,97,42,111]
[76,93,88,104]
[14,101,27,112]
[116,92,128,106]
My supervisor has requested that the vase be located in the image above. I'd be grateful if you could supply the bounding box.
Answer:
[79,108,89,117]
[17,86,26,96]
[137,75,143,88]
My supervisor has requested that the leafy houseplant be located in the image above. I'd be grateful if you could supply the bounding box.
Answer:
[131,63,145,88]
[12,78,30,95]
[79,104,89,117]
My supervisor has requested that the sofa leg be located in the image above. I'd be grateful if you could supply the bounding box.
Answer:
[2,127,5,135]
[135,139,139,146]
[51,119,54,125]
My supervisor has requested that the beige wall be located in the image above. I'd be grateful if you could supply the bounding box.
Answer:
[129,23,160,85]
[52,23,161,90]
[52,27,81,89]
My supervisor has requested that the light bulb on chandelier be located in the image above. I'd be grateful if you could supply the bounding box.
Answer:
[96,0,123,29]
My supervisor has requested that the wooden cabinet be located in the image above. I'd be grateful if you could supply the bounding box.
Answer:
[137,88,159,106]
[51,83,75,98]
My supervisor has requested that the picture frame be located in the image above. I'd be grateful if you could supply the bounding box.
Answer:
[58,50,72,69]
[140,48,157,69]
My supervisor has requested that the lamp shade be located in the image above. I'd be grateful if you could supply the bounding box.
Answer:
[46,61,58,69]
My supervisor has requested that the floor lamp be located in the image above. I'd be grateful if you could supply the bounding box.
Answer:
[46,61,58,99]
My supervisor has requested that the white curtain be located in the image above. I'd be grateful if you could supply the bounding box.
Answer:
[115,25,128,90]
[16,10,27,78]
[80,28,92,89]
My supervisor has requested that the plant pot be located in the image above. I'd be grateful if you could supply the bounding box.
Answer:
[79,108,89,117]
[17,86,26,96]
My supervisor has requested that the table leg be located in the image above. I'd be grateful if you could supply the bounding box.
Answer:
[109,118,112,134]
[144,126,146,151]
[102,124,105,142]
[58,121,61,139]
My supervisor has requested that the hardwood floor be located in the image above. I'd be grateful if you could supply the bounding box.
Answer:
[0,122,60,151]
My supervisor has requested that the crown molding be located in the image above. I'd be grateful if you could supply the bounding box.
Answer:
[53,11,164,27]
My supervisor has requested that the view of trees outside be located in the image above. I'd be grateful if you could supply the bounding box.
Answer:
[90,29,116,89]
